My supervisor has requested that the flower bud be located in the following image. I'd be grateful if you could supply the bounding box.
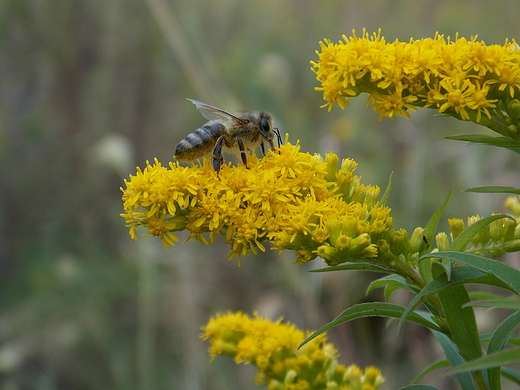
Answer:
[504,239,520,252]
[388,229,409,255]
[345,364,363,382]
[324,152,339,182]
[489,216,516,242]
[326,381,340,390]
[326,219,343,246]
[335,234,351,251]
[467,215,490,246]
[296,249,316,264]
[284,369,298,385]
[448,218,464,240]
[505,196,520,217]
[435,232,451,251]
[364,366,385,387]
[266,380,284,390]
[317,245,338,264]
[296,355,312,371]
[363,185,381,209]
[164,215,188,231]
[331,365,347,383]
[508,99,520,122]
[507,125,518,136]
[409,227,426,253]
[336,170,355,200]
[336,159,359,200]
[348,233,375,258]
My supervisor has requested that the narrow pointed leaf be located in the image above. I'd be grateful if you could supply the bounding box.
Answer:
[380,171,393,206]
[299,302,441,348]
[463,186,520,194]
[446,134,520,149]
[445,347,520,375]
[487,311,520,389]
[412,359,451,384]
[366,274,418,297]
[501,367,520,386]
[420,252,520,294]
[310,262,393,274]
[434,331,476,390]
[465,297,520,311]
[420,191,452,283]
[437,278,482,362]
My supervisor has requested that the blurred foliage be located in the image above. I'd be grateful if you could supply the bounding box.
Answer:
[1,0,520,389]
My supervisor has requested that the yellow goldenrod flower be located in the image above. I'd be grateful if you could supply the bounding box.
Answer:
[200,312,385,390]
[121,142,398,269]
[312,29,520,135]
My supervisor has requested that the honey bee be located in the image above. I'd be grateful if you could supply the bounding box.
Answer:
[174,98,281,173]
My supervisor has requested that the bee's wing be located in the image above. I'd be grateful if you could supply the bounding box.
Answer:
[187,98,246,125]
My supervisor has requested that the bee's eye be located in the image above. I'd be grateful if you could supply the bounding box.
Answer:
[260,117,271,133]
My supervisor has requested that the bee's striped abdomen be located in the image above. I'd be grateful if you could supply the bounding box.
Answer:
[174,122,224,161]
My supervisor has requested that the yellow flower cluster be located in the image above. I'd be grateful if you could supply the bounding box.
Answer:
[200,312,385,390]
[312,29,520,130]
[121,142,394,266]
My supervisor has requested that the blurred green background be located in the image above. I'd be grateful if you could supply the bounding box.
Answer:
[2,0,520,389]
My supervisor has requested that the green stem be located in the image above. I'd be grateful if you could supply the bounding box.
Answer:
[471,371,487,390]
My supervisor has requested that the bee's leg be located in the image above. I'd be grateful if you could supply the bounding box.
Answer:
[237,137,248,168]
[274,128,283,147]
[212,135,225,173]
[260,142,266,156]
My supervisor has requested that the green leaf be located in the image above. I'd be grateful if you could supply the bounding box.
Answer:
[446,134,520,153]
[465,296,520,311]
[436,274,482,362]
[420,191,452,283]
[487,311,520,389]
[450,214,513,252]
[398,265,499,333]
[420,252,520,294]
[464,186,520,195]
[299,302,441,348]
[412,359,451,384]
[310,262,394,274]
[445,347,520,375]
[380,171,393,206]
[398,385,439,390]
[382,282,408,302]
[488,312,520,354]
[366,274,418,300]
[469,291,507,301]
[501,367,520,386]
[434,331,476,390]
